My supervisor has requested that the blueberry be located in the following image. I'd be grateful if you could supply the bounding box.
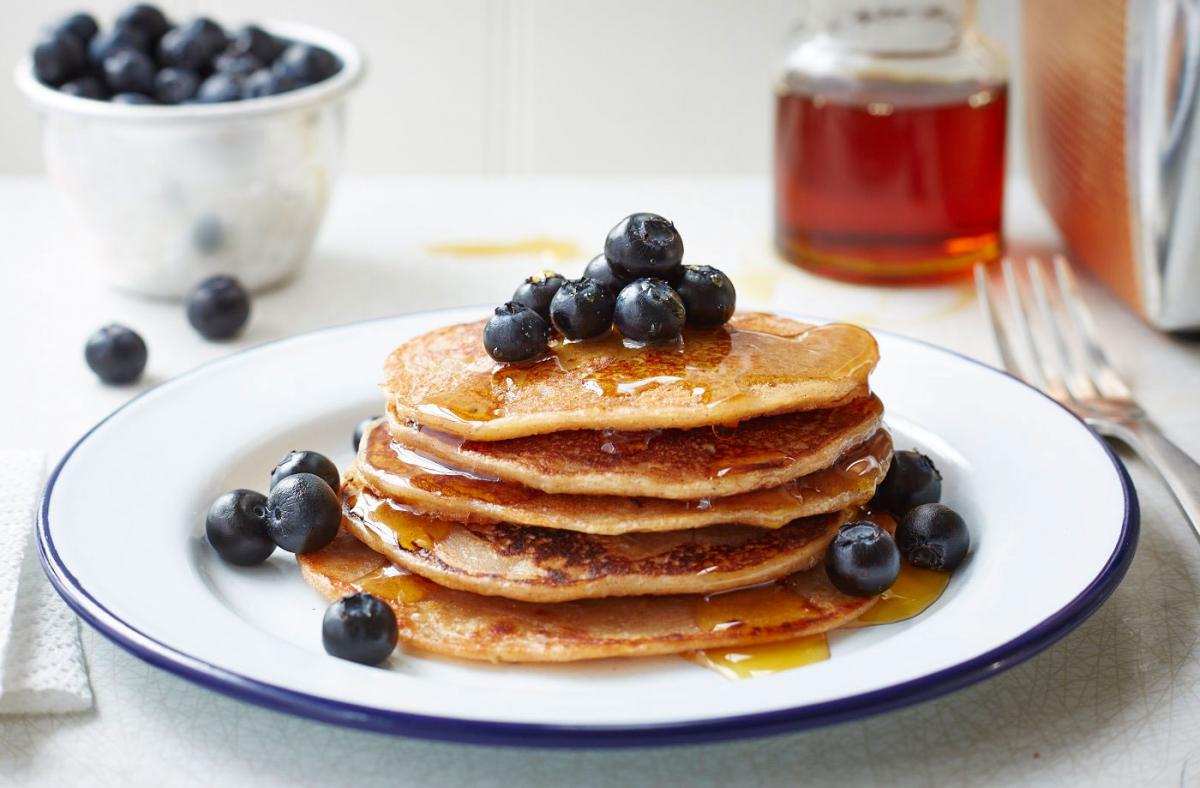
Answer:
[548,278,616,341]
[274,43,340,85]
[270,450,340,494]
[264,473,340,553]
[825,521,901,597]
[242,68,297,99]
[186,275,250,339]
[59,75,107,100]
[214,51,262,78]
[115,4,170,44]
[604,213,684,282]
[353,416,380,452]
[897,503,970,571]
[676,265,736,327]
[194,72,244,103]
[483,302,552,363]
[111,92,157,104]
[157,20,222,71]
[511,271,565,321]
[33,31,85,86]
[84,324,147,385]
[103,49,155,95]
[153,67,199,104]
[582,253,626,293]
[191,215,224,254]
[88,28,149,69]
[229,25,284,65]
[205,489,274,566]
[872,450,942,516]
[614,278,686,343]
[55,13,99,47]
[322,593,398,666]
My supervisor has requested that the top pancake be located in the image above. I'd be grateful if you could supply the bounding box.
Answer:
[384,312,879,440]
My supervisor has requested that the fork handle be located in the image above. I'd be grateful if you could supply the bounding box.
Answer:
[1108,419,1200,543]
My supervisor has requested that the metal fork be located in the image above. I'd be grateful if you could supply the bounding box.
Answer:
[975,255,1200,542]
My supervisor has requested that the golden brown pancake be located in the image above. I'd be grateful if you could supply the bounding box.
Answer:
[357,420,892,533]
[298,530,878,662]
[387,394,885,499]
[384,313,879,441]
[342,478,850,601]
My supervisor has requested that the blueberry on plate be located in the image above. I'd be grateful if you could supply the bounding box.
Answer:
[242,68,297,99]
[115,4,171,44]
[825,521,901,596]
[614,278,686,343]
[55,13,99,47]
[186,274,250,339]
[111,91,157,104]
[153,67,199,104]
[88,28,149,69]
[84,324,147,384]
[264,473,341,553]
[32,30,85,86]
[214,51,262,78]
[271,450,341,493]
[549,277,616,341]
[205,489,274,566]
[60,75,108,100]
[483,302,552,363]
[604,213,685,282]
[194,72,244,103]
[103,49,156,95]
[353,416,380,452]
[274,43,340,85]
[512,271,565,322]
[897,503,970,571]
[583,253,626,293]
[872,449,942,516]
[676,265,736,327]
[229,24,284,65]
[182,16,228,56]
[322,593,398,666]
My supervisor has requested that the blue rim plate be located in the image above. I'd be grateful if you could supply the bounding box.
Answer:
[38,308,1139,748]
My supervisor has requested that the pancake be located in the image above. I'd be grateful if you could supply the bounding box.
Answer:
[384,312,879,441]
[387,394,885,499]
[358,420,892,533]
[342,477,850,601]
[298,530,878,662]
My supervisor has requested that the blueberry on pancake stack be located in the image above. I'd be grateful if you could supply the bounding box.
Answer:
[298,214,900,663]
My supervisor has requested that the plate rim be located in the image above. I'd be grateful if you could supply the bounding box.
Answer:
[37,309,1140,748]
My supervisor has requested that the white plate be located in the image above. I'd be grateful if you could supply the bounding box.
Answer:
[39,307,1138,747]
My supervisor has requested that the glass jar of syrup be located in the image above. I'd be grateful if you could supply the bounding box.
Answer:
[774,0,1008,283]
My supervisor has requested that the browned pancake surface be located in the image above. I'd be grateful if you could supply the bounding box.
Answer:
[384,313,879,440]
[342,478,848,601]
[298,530,877,662]
[358,420,891,532]
[387,394,884,499]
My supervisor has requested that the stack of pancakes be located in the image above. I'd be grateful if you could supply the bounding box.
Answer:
[299,312,894,662]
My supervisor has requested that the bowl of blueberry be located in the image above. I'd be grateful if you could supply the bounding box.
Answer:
[15,5,364,298]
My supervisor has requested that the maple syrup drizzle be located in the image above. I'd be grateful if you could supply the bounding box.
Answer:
[684,635,830,679]
[354,565,428,602]
[350,491,454,552]
[417,321,877,425]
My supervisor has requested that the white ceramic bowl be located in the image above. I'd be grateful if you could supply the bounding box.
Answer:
[15,21,364,298]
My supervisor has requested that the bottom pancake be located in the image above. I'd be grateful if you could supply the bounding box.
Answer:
[298,530,878,663]
[343,477,849,601]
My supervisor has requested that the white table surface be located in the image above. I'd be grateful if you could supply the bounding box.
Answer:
[2,175,1199,787]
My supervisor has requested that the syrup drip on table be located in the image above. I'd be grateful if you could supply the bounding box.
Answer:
[416,321,876,425]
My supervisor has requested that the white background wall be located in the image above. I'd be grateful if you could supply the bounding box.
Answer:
[1,0,1023,175]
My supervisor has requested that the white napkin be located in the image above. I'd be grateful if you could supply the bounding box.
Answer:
[0,450,92,714]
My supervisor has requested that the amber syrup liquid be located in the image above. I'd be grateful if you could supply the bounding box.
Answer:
[774,79,1007,283]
